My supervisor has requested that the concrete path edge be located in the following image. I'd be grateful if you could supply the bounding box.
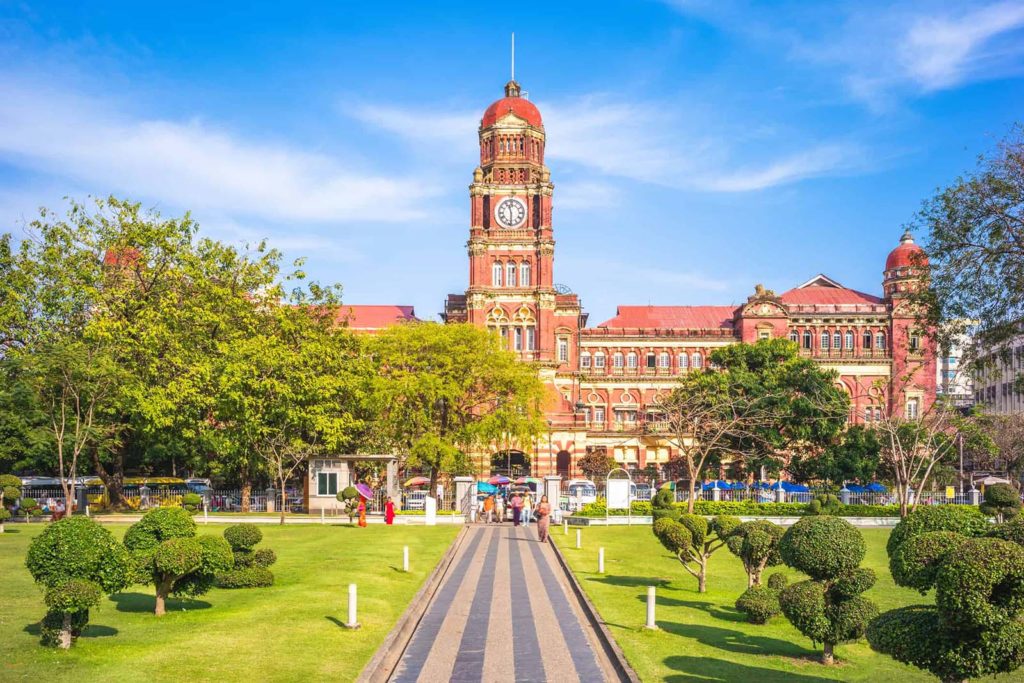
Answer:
[547,535,641,683]
[357,525,470,683]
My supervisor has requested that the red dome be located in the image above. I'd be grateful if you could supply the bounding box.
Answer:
[482,92,542,128]
[885,232,927,271]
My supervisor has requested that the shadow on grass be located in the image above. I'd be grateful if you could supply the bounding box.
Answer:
[110,592,211,614]
[663,655,834,682]
[325,616,351,629]
[659,622,818,660]
[23,623,119,638]
[647,595,747,623]
[588,575,675,589]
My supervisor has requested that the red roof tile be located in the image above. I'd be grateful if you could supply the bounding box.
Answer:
[597,306,736,329]
[336,305,417,329]
[778,286,882,305]
[482,97,543,128]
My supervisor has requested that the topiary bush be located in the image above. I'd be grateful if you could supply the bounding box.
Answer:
[217,523,276,589]
[651,513,736,593]
[124,507,233,615]
[25,517,133,648]
[980,483,1021,523]
[181,492,203,513]
[807,494,841,516]
[20,497,42,520]
[735,584,781,624]
[889,531,966,594]
[989,518,1024,547]
[868,537,1024,682]
[337,486,360,523]
[767,571,788,590]
[0,473,20,533]
[651,488,679,522]
[726,520,784,587]
[886,505,990,557]
[778,516,878,664]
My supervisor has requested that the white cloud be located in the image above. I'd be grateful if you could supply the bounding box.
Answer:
[0,78,443,224]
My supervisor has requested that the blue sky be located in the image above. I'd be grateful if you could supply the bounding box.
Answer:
[1,0,1022,323]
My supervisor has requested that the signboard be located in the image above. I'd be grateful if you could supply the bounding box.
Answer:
[606,479,631,510]
[424,496,437,526]
[945,486,956,499]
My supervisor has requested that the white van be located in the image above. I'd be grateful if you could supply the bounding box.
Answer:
[565,479,598,511]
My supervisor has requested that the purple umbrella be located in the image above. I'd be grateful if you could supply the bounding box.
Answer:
[355,483,373,500]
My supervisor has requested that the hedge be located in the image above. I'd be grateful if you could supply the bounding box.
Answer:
[574,499,905,518]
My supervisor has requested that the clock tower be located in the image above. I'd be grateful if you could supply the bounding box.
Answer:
[445,78,582,371]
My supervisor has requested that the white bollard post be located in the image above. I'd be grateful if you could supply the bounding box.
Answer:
[598,547,605,574]
[321,508,325,525]
[403,546,409,572]
[563,519,568,535]
[203,503,208,525]
[345,583,360,629]
[645,586,658,629]
[85,505,90,518]
[576,529,581,549]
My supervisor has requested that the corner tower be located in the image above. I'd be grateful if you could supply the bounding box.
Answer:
[884,231,936,416]
[445,79,581,369]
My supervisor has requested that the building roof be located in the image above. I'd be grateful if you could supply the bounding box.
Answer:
[336,305,417,329]
[482,93,543,128]
[778,282,883,305]
[885,231,928,271]
[597,305,736,329]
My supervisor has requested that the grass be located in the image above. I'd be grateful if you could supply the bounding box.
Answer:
[0,522,459,682]
[552,525,1011,682]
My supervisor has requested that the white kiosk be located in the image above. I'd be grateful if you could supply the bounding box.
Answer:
[605,467,633,526]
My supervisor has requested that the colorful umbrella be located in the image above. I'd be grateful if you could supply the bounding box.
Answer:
[355,483,373,500]
[404,476,430,487]
[476,482,498,494]
[488,475,511,486]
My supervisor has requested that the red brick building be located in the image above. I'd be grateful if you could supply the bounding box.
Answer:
[358,78,937,478]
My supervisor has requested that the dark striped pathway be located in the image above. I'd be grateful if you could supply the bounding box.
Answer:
[389,524,615,682]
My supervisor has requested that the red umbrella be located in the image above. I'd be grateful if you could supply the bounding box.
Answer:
[488,475,511,486]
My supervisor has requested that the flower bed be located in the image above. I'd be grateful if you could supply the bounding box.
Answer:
[575,498,903,518]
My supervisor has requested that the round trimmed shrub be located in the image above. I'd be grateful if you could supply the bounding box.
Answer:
[182,492,203,512]
[233,550,255,568]
[780,516,865,581]
[678,514,709,547]
[711,514,741,539]
[981,483,1021,522]
[830,568,876,601]
[779,580,830,643]
[767,571,788,590]
[935,537,1024,631]
[653,517,691,555]
[253,548,277,568]
[216,566,274,589]
[224,523,262,551]
[123,506,197,552]
[989,518,1024,547]
[890,531,966,594]
[0,473,21,504]
[339,486,358,501]
[736,585,781,624]
[887,505,990,556]
[153,537,203,578]
[651,488,679,522]
[44,578,103,614]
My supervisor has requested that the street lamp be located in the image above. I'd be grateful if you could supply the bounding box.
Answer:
[547,420,553,478]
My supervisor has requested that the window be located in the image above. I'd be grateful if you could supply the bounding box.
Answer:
[906,398,919,420]
[910,334,920,352]
[833,332,842,349]
[821,332,830,350]
[526,327,536,351]
[506,262,517,287]
[557,338,568,362]
[499,327,509,348]
[514,327,523,351]
[580,353,591,368]
[627,352,638,368]
[613,352,624,368]
[316,472,338,497]
[492,262,503,287]
[876,332,886,350]
[758,330,771,340]
[789,330,799,344]
[659,352,670,368]
[519,261,531,287]
[594,353,606,369]
[692,353,703,368]
[679,353,689,369]
[802,331,812,349]
[646,353,656,369]
[863,331,872,349]
[594,406,605,424]
[845,331,854,350]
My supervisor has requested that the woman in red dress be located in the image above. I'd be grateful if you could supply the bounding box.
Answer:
[385,497,395,525]
[358,499,367,527]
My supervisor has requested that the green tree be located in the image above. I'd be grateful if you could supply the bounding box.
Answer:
[123,507,233,616]
[25,517,133,648]
[726,520,784,587]
[577,449,614,480]
[0,473,20,533]
[790,425,881,487]
[652,514,740,593]
[980,483,1021,523]
[368,323,545,488]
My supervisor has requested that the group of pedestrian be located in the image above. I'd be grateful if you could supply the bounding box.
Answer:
[479,490,552,541]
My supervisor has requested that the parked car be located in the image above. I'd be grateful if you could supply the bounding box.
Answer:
[565,479,598,511]
[634,483,653,501]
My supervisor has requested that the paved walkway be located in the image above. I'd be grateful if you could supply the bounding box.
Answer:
[390,524,617,683]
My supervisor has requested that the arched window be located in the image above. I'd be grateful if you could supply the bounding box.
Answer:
[506,262,517,287]
[659,352,670,368]
[821,332,830,350]
[594,353,606,369]
[802,331,812,349]
[833,332,842,349]
[627,352,638,368]
[679,353,689,369]
[692,353,703,368]
[789,330,799,344]
[845,331,854,350]
[863,331,872,349]
[580,353,591,369]
[492,262,503,287]
[526,327,536,351]
[519,261,531,287]
[876,332,886,350]
[613,352,624,368]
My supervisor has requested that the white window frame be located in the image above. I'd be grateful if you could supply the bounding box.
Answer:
[679,353,689,369]
[594,353,606,369]
[658,352,670,368]
[627,352,638,368]
[492,262,503,287]
[692,353,703,368]
[506,261,517,287]
[580,353,591,368]
[519,261,531,287]
[558,338,569,362]
[613,353,624,368]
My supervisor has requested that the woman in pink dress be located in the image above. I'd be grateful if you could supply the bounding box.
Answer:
[536,495,552,542]
[385,497,395,525]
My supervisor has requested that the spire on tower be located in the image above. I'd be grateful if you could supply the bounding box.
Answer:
[511,32,515,81]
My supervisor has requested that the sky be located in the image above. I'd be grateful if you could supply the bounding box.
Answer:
[0,0,1022,323]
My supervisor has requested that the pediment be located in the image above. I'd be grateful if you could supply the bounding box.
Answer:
[797,274,844,289]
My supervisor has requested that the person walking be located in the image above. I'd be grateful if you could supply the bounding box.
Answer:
[483,494,495,523]
[357,499,367,527]
[495,494,505,524]
[511,492,523,527]
[385,497,396,525]
[521,492,532,528]
[536,495,552,542]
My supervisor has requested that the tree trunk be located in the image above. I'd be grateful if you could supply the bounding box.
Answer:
[155,576,175,616]
[698,571,707,593]
[92,448,127,510]
[280,487,287,526]
[687,477,697,514]
[241,477,252,513]
[0,521,5,534]
[822,642,834,665]
[58,612,73,649]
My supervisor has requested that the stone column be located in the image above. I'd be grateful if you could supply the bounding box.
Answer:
[544,475,562,510]
[454,476,475,514]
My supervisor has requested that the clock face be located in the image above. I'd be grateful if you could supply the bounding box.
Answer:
[494,197,527,228]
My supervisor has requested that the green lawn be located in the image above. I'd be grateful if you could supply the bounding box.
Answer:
[0,523,459,682]
[553,526,1013,682]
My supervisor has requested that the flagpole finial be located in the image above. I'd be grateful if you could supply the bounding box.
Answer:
[511,32,515,82]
